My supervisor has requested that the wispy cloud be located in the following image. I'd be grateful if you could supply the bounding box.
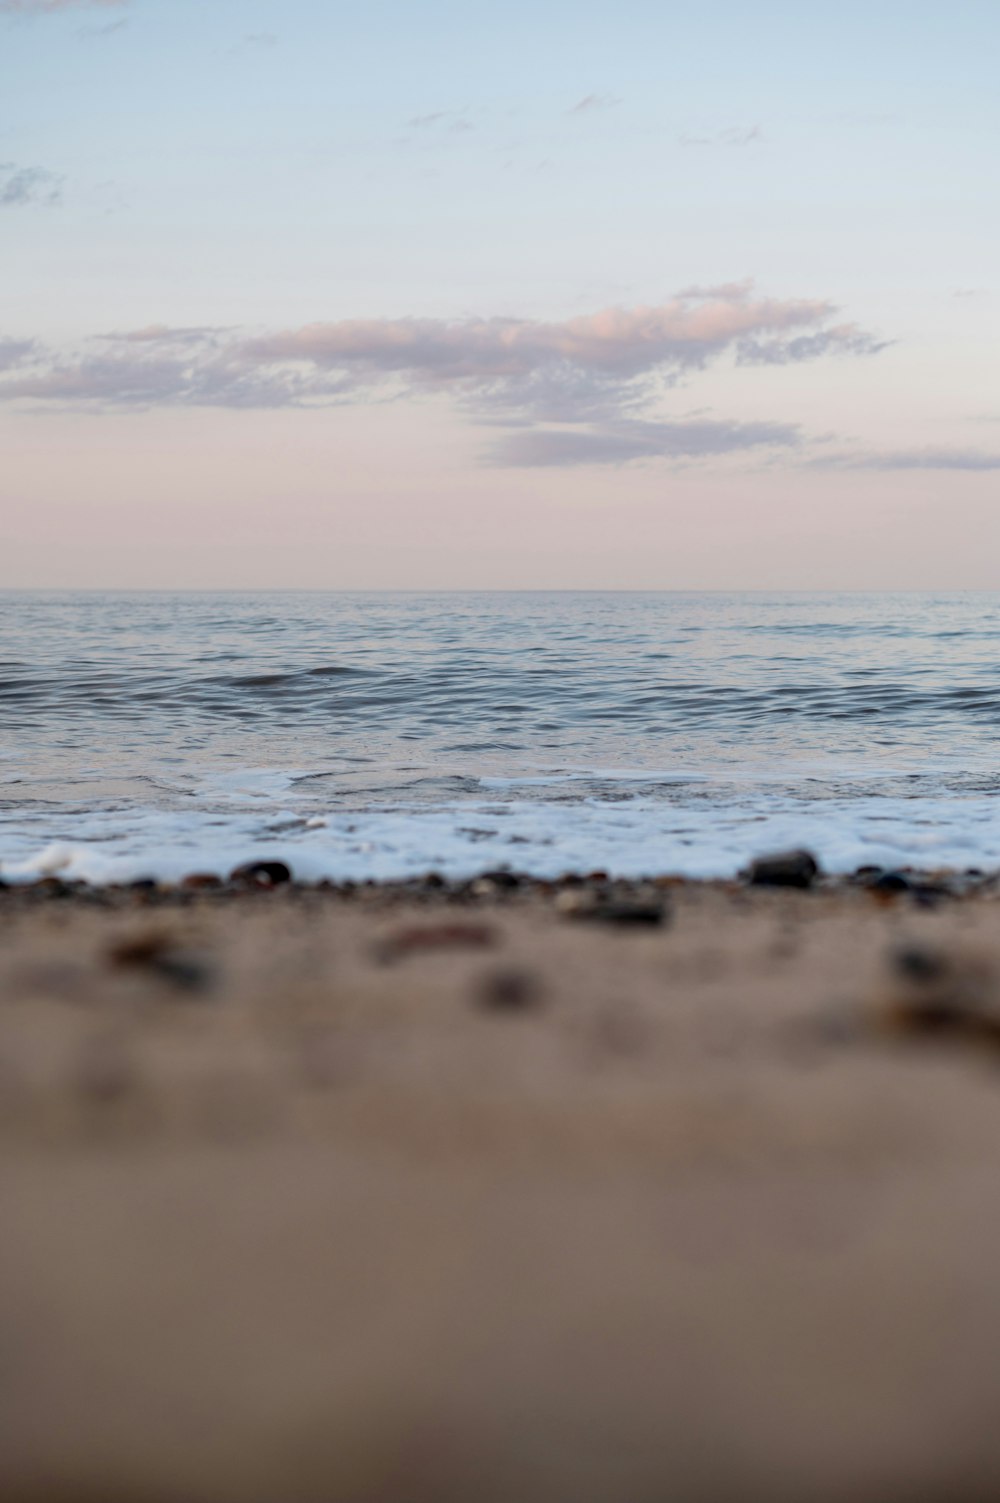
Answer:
[0,283,888,467]
[816,447,1000,472]
[407,111,451,129]
[492,417,799,467]
[0,337,36,372]
[0,163,63,206]
[404,109,475,136]
[98,324,233,345]
[679,125,763,148]
[569,94,621,114]
[242,285,880,385]
[77,15,125,36]
[1,0,128,12]
[737,326,885,364]
[1,351,346,409]
[223,30,278,59]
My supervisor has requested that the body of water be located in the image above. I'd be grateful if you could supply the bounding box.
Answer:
[2,590,999,882]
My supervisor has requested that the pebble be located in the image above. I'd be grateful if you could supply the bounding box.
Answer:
[868,870,913,893]
[374,921,498,962]
[555,889,667,926]
[474,967,543,1012]
[860,870,953,906]
[878,942,1000,1049]
[32,876,74,899]
[746,850,819,889]
[229,860,292,887]
[106,930,214,993]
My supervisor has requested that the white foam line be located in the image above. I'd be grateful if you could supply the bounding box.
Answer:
[2,792,999,885]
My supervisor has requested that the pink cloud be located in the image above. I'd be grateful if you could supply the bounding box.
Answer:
[0,283,889,467]
[243,284,878,381]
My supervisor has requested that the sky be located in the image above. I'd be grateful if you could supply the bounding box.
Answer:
[0,0,997,589]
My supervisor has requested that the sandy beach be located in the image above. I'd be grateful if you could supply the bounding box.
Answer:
[6,0,996,1495]
[4,868,1000,1500]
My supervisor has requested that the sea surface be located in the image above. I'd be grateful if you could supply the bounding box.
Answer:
[2,590,999,883]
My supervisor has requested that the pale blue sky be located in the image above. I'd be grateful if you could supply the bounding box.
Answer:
[1,0,997,587]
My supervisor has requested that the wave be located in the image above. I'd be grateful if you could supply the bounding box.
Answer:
[3,785,999,885]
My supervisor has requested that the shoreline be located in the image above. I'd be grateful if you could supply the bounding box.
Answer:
[3,850,997,897]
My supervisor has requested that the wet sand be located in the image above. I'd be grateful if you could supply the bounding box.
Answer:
[4,871,1000,1501]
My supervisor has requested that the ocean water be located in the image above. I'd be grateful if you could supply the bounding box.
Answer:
[2,590,999,884]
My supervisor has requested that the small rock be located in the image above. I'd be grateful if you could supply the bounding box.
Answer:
[152,951,213,991]
[747,850,819,889]
[868,870,912,894]
[181,872,223,890]
[863,871,952,905]
[374,922,498,962]
[107,930,213,993]
[893,945,946,983]
[594,900,666,926]
[554,889,599,917]
[556,890,667,926]
[229,860,292,887]
[108,931,173,966]
[474,967,543,1012]
[877,943,1000,1049]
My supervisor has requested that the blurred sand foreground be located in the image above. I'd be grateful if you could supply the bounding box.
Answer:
[4,875,1000,1501]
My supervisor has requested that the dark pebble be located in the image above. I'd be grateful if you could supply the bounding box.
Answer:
[474,967,544,1012]
[375,922,497,962]
[229,860,292,887]
[152,952,214,991]
[181,872,224,890]
[893,945,947,983]
[881,943,1000,1048]
[107,931,214,993]
[747,850,819,889]
[557,891,667,926]
[595,900,666,926]
[868,870,912,893]
[912,885,948,909]
[108,931,173,966]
